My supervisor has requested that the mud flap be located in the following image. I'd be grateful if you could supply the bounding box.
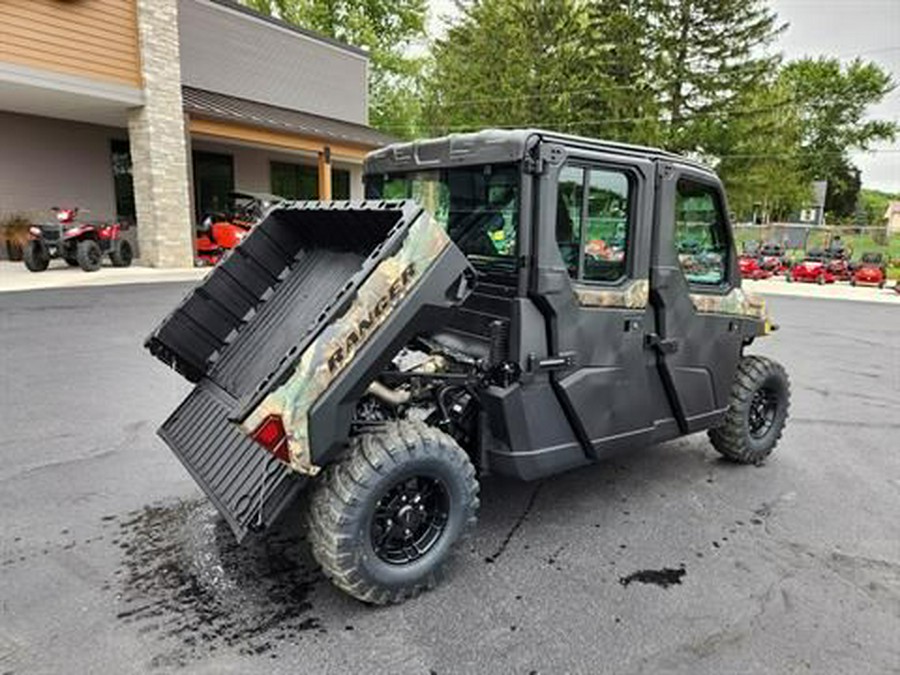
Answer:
[158,380,304,542]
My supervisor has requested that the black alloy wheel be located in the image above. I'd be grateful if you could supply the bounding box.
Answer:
[370,475,450,565]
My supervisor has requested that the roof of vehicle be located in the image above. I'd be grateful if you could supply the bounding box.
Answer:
[365,128,715,176]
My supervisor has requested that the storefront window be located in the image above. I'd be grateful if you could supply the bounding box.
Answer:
[110,140,135,223]
[271,161,318,199]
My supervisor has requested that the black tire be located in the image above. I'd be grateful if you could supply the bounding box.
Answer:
[109,240,133,267]
[850,278,857,287]
[708,355,790,465]
[23,241,50,272]
[64,256,79,267]
[307,421,479,605]
[76,239,102,272]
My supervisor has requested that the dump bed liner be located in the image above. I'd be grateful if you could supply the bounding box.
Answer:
[147,201,429,540]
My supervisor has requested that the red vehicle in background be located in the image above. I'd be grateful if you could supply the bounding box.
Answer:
[195,191,282,266]
[786,251,835,285]
[851,252,887,288]
[759,241,789,275]
[23,207,134,272]
[738,255,772,280]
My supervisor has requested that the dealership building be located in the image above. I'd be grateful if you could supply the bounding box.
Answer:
[0,0,393,267]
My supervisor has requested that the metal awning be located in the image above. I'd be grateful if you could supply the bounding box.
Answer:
[182,86,395,150]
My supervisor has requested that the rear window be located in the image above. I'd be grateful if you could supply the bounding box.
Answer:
[366,165,519,260]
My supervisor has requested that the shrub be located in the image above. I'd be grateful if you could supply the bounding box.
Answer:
[0,214,32,262]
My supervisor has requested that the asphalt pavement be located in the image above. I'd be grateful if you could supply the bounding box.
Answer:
[1,283,898,675]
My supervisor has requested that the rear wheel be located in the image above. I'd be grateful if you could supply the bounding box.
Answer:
[709,355,790,465]
[109,240,133,267]
[307,421,479,605]
[76,239,102,272]
[64,256,79,267]
[23,241,49,272]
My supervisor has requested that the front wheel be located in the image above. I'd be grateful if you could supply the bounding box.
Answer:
[709,355,790,465]
[76,239,102,272]
[23,241,49,272]
[307,421,479,605]
[109,240,133,267]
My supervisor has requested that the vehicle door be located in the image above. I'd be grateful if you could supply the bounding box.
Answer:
[649,162,745,432]
[532,147,657,457]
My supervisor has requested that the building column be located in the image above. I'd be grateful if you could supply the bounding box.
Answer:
[317,147,332,200]
[128,0,193,267]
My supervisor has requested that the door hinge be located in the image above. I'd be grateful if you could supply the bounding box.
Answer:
[524,143,566,175]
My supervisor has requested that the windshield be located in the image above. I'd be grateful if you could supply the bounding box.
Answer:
[366,164,520,260]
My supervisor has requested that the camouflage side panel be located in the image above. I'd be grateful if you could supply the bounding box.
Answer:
[690,287,768,321]
[574,279,649,309]
[241,213,451,475]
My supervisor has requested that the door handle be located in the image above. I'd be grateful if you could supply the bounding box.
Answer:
[528,351,577,372]
[646,333,679,354]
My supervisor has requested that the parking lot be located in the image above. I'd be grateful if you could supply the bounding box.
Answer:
[1,282,899,674]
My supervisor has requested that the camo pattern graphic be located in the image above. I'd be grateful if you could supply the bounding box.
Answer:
[575,279,649,309]
[690,287,767,320]
[242,213,451,475]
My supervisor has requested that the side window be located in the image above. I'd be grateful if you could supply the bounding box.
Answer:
[674,179,729,286]
[583,169,629,282]
[556,165,630,282]
[556,166,584,277]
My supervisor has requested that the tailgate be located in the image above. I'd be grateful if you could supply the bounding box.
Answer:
[146,201,464,541]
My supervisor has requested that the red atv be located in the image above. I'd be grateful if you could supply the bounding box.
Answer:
[23,207,134,273]
[759,242,789,275]
[851,252,887,288]
[195,192,282,266]
[786,250,835,285]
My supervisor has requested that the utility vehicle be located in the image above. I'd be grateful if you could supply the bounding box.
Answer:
[147,130,791,604]
[24,207,134,272]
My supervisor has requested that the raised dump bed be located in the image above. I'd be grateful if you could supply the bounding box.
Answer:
[145,200,472,540]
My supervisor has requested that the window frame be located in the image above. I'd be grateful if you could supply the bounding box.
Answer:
[556,161,637,287]
[673,176,733,294]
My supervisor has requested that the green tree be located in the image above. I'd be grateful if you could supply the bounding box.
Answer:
[709,82,810,221]
[242,0,427,137]
[779,57,897,218]
[860,188,899,225]
[423,0,589,135]
[580,0,662,145]
[650,0,785,153]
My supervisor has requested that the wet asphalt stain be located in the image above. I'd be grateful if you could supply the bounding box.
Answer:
[619,567,686,589]
[111,499,323,668]
[484,482,544,564]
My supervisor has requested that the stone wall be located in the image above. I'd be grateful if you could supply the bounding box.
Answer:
[129,0,193,268]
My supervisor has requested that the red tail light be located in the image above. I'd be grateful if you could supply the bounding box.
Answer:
[251,415,290,464]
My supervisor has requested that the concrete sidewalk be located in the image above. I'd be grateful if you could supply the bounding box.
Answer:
[0,260,208,293]
[744,276,900,305]
[2,260,898,305]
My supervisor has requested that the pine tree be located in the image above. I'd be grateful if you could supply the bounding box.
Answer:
[650,0,785,153]
[423,0,589,135]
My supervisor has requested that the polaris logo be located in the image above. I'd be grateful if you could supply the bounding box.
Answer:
[326,262,416,374]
